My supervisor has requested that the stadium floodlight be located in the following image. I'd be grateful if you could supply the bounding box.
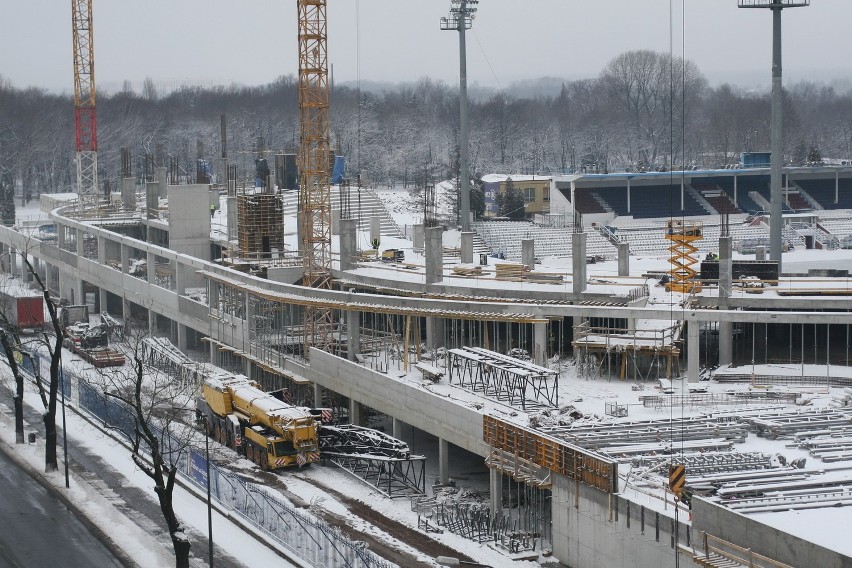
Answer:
[440,0,479,233]
[737,0,810,270]
[738,0,809,7]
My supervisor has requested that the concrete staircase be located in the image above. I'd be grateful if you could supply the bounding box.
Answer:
[281,186,403,238]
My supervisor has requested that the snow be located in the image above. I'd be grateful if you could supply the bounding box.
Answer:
[11,193,852,563]
[0,360,293,568]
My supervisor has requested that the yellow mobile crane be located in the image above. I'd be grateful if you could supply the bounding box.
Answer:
[197,375,320,469]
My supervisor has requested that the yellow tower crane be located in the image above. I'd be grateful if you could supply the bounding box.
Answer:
[297,0,334,353]
[665,220,703,294]
[71,0,99,211]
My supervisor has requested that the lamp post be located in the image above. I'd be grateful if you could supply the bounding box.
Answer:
[441,0,478,232]
[737,0,810,271]
[205,418,213,567]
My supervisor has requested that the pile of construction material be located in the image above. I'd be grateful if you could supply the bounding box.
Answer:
[494,263,563,284]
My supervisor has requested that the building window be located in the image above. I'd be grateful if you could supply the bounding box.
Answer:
[524,188,535,203]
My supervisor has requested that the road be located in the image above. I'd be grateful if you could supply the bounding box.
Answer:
[0,446,126,568]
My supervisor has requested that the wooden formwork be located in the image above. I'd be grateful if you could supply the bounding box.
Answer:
[483,415,618,493]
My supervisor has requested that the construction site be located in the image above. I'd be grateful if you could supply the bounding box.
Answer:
[3,1,852,567]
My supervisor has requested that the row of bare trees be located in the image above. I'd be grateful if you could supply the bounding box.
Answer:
[0,248,198,567]
[2,50,852,194]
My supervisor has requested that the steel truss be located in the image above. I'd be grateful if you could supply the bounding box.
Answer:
[319,424,425,497]
[322,454,426,498]
[448,346,558,410]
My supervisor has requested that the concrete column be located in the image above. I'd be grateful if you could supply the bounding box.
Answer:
[425,226,443,285]
[688,319,700,383]
[718,236,733,366]
[75,279,85,309]
[438,438,450,486]
[426,317,445,351]
[346,310,360,361]
[339,218,358,271]
[209,339,219,366]
[8,246,16,278]
[313,382,323,408]
[148,310,156,336]
[460,231,474,264]
[572,232,587,294]
[99,288,108,316]
[369,216,381,247]
[490,469,503,516]
[97,236,106,264]
[121,177,136,211]
[331,208,341,236]
[349,399,363,427]
[756,245,766,261]
[626,178,631,213]
[147,251,156,284]
[75,231,84,257]
[521,238,535,270]
[534,321,547,365]
[392,418,403,440]
[122,297,131,324]
[120,244,130,273]
[413,224,425,251]
[177,324,188,351]
[617,242,630,277]
[226,196,237,241]
[145,181,158,220]
[157,166,168,199]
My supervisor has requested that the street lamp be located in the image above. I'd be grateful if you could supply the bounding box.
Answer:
[737,0,810,270]
[441,0,479,232]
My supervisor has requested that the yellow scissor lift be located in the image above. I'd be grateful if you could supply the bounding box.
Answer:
[665,220,703,293]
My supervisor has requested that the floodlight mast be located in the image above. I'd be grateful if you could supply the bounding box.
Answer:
[738,0,810,272]
[441,0,478,232]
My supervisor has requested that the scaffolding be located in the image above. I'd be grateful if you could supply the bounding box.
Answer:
[665,219,703,293]
[237,189,285,260]
[572,322,682,381]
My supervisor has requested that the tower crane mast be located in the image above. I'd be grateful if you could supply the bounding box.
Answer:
[71,0,98,211]
[297,0,334,352]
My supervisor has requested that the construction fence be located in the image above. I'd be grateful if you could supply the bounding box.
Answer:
[35,352,398,568]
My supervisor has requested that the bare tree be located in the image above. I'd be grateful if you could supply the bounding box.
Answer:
[0,285,26,443]
[17,253,65,471]
[89,323,199,568]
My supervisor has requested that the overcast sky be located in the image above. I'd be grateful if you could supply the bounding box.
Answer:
[2,0,851,94]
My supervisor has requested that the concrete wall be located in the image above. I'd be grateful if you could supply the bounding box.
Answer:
[168,184,211,261]
[692,498,852,568]
[308,348,487,456]
[552,473,692,568]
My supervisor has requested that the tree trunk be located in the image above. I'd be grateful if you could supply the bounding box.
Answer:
[171,535,191,568]
[14,390,24,444]
[43,412,58,471]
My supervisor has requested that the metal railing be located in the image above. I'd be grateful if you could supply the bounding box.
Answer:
[36,352,398,568]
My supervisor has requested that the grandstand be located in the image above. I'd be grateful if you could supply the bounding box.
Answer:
[472,220,617,262]
[795,176,852,209]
